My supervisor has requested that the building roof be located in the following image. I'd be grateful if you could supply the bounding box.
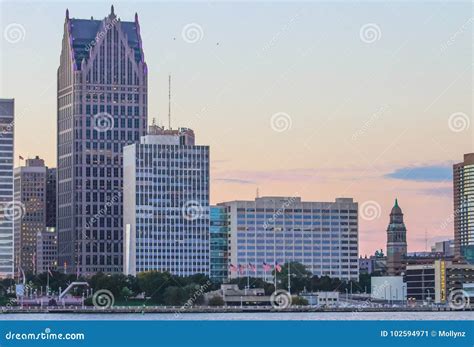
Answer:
[67,7,143,70]
[390,198,402,215]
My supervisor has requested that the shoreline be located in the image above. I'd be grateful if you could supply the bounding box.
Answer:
[1,306,470,314]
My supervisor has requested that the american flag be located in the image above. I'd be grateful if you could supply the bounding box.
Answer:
[248,263,256,272]
[275,262,282,273]
[238,264,246,275]
[229,264,238,272]
[262,262,272,271]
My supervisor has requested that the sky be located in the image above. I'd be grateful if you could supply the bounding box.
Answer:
[0,0,472,256]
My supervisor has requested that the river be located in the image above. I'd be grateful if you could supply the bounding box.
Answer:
[1,311,472,320]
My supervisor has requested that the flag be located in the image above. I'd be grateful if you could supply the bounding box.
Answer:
[19,155,24,160]
[275,262,282,273]
[263,262,272,271]
[238,264,246,275]
[248,263,256,272]
[229,264,237,272]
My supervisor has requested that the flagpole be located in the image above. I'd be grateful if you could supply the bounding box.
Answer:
[288,261,291,295]
[274,266,277,291]
[247,266,250,290]
[47,268,49,296]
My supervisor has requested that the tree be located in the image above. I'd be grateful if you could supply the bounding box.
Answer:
[208,295,225,306]
[137,271,172,303]
[120,287,133,301]
[275,262,312,293]
[163,286,186,306]
[292,296,309,306]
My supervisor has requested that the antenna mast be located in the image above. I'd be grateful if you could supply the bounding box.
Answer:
[168,75,171,130]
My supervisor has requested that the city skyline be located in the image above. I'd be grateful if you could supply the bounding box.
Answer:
[0,2,472,256]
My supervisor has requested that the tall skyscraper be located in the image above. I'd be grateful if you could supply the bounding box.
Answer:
[454,153,474,264]
[210,205,229,283]
[219,197,359,281]
[386,199,407,276]
[0,99,14,279]
[57,7,148,274]
[45,168,56,228]
[14,156,47,274]
[123,126,210,276]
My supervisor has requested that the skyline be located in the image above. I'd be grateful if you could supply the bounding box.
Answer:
[0,1,472,256]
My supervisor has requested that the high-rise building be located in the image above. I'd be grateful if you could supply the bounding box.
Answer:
[210,206,229,283]
[454,153,474,264]
[57,7,148,274]
[45,168,56,228]
[0,99,14,279]
[386,199,408,276]
[123,126,210,276]
[219,197,359,281]
[14,156,47,274]
[36,227,57,274]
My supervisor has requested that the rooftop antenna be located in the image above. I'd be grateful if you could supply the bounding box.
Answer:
[168,75,171,130]
[425,229,428,252]
[256,187,260,198]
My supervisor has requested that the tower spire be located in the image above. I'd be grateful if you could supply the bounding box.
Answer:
[394,198,398,207]
[66,8,69,20]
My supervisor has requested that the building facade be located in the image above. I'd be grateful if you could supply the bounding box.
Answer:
[0,99,14,279]
[123,126,210,276]
[45,168,56,228]
[210,206,229,283]
[405,260,474,304]
[386,199,407,276]
[36,227,57,274]
[454,153,474,264]
[14,156,47,274]
[220,197,359,281]
[431,239,455,257]
[57,7,148,274]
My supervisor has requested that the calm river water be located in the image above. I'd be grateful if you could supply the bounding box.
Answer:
[1,311,472,320]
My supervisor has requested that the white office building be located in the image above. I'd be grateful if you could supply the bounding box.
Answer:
[220,197,359,281]
[0,99,14,279]
[123,126,210,276]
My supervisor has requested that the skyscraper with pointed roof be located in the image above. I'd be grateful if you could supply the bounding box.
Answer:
[386,199,407,276]
[57,6,148,275]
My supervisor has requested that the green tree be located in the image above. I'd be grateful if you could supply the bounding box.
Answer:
[163,286,186,306]
[292,296,309,306]
[137,271,172,303]
[120,287,133,301]
[208,295,225,306]
[275,262,312,293]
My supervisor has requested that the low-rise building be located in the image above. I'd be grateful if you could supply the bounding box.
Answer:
[405,260,474,304]
[300,291,339,306]
[371,276,405,301]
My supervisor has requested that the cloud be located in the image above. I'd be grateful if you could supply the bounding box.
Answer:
[385,165,452,182]
[417,187,452,197]
[213,178,256,185]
